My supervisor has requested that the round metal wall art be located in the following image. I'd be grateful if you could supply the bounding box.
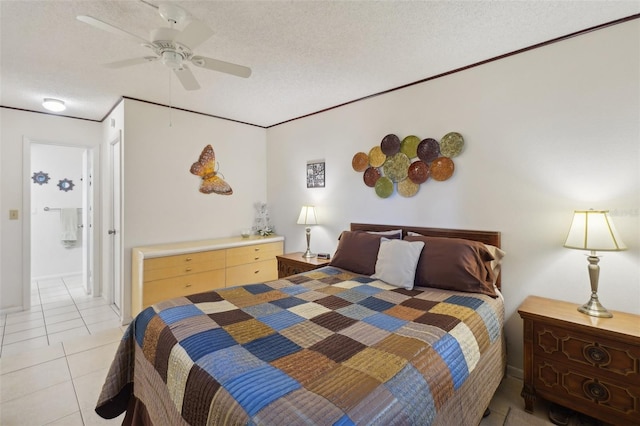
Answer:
[32,171,50,185]
[57,178,75,192]
[352,131,464,198]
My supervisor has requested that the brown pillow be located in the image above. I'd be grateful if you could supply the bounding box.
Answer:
[404,235,497,297]
[330,231,383,275]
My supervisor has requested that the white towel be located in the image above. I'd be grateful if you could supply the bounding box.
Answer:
[60,208,78,247]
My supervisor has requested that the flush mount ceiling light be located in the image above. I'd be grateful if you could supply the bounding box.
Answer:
[42,98,66,112]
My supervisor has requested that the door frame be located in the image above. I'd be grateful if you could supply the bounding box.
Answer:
[106,132,123,315]
[22,137,100,310]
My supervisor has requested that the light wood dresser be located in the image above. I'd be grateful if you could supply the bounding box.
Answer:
[132,235,284,317]
[518,295,640,425]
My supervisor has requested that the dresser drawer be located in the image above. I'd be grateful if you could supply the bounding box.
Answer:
[144,260,225,282]
[144,250,225,271]
[533,359,640,424]
[533,322,640,380]
[226,242,283,267]
[226,259,278,286]
[143,269,225,307]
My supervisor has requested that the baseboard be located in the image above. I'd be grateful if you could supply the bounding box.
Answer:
[0,306,26,316]
[506,364,524,380]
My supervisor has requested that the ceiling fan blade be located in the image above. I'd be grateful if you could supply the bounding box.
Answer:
[104,56,159,69]
[176,19,214,49]
[174,65,200,91]
[77,15,149,44]
[191,56,252,78]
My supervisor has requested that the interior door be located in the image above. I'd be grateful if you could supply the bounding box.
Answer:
[109,136,122,311]
[81,149,94,295]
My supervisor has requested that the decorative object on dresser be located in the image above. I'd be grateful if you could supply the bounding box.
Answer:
[131,235,283,317]
[563,209,627,318]
[296,205,318,258]
[276,252,330,278]
[518,295,640,425]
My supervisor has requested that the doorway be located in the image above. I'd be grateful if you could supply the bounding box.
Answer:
[23,138,98,310]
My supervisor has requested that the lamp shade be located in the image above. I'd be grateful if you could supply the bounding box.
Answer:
[296,205,318,225]
[563,210,626,252]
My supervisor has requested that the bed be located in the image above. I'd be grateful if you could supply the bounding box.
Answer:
[96,224,506,425]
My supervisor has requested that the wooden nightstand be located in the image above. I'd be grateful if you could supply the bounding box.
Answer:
[518,295,640,425]
[276,252,330,278]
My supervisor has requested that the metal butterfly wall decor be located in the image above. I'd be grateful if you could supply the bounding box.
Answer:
[190,144,233,195]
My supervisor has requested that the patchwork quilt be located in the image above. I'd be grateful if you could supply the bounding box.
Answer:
[96,266,504,425]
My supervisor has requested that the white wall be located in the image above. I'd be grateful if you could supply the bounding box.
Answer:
[0,108,101,311]
[266,20,640,371]
[117,99,268,321]
[30,144,85,278]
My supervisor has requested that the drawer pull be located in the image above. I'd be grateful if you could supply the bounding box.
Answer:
[585,345,610,365]
[185,268,192,272]
[254,270,260,274]
[185,283,192,288]
[584,380,609,402]
[254,257,260,260]
[185,257,193,262]
[254,248,260,252]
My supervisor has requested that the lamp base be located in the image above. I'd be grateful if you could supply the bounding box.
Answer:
[578,293,613,318]
[301,249,316,258]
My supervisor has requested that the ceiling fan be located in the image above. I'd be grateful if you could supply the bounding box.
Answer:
[77,2,251,91]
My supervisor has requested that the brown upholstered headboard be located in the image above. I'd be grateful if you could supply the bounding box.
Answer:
[350,223,502,290]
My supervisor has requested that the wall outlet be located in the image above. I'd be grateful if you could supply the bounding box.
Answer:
[9,209,19,220]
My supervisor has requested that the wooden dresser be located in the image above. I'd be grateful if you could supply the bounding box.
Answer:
[518,296,640,425]
[132,235,284,317]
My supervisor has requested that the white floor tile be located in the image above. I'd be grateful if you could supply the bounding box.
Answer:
[63,327,123,356]
[3,326,47,345]
[45,310,82,325]
[47,318,87,334]
[41,299,76,311]
[4,318,45,334]
[0,380,79,425]
[66,341,119,379]
[87,319,123,334]
[75,298,109,311]
[0,342,65,375]
[73,367,109,413]
[48,326,90,345]
[5,310,43,325]
[46,411,85,426]
[0,357,71,404]
[0,336,49,357]
[36,278,66,288]
[44,304,79,318]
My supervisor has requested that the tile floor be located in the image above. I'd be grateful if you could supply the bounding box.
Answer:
[0,275,121,357]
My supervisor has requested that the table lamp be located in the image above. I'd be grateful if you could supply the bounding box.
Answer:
[297,205,318,258]
[563,209,626,318]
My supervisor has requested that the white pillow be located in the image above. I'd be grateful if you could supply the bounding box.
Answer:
[372,238,425,290]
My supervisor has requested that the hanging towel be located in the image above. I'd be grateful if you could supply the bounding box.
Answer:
[60,208,78,248]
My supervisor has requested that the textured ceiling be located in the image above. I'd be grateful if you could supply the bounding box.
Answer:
[1,1,638,127]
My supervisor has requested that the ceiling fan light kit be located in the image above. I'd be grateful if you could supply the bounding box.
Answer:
[76,3,251,91]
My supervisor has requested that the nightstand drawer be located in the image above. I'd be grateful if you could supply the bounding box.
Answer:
[533,322,640,379]
[533,359,640,424]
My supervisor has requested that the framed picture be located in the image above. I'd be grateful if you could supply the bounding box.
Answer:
[306,160,325,188]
